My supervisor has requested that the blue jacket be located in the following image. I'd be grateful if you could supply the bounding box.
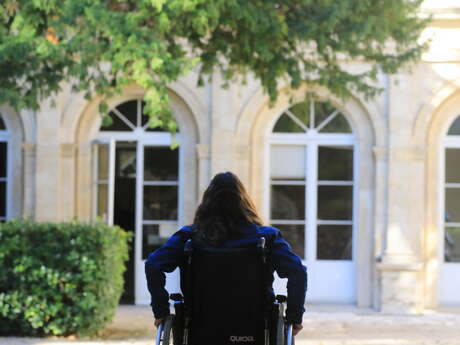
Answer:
[144,223,307,324]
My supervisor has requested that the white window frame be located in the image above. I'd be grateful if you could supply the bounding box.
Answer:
[266,102,359,303]
[268,134,358,262]
[92,99,184,304]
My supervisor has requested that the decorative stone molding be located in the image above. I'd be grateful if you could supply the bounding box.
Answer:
[372,146,386,160]
[377,261,423,272]
[60,143,77,158]
[234,144,249,160]
[196,144,210,160]
[22,142,36,157]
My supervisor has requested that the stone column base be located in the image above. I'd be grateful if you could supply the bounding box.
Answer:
[377,261,423,314]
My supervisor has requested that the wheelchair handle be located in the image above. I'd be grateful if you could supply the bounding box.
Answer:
[170,293,183,302]
[275,294,287,303]
[257,237,266,249]
[184,239,193,252]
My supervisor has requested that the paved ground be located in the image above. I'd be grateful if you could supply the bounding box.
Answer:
[2,305,460,345]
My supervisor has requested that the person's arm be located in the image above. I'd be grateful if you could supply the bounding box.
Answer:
[144,227,192,320]
[269,229,307,326]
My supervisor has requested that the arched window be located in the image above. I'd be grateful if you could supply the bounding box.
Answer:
[0,114,10,221]
[270,99,356,303]
[93,99,181,304]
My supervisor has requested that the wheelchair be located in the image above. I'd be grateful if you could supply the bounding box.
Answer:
[155,237,295,345]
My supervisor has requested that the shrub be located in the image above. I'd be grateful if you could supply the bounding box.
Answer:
[0,220,130,337]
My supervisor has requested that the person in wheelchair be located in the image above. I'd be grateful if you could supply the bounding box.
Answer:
[145,172,307,345]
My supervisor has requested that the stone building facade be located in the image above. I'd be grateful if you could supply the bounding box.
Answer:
[1,1,460,313]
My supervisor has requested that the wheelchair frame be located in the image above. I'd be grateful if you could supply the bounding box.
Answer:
[154,238,295,345]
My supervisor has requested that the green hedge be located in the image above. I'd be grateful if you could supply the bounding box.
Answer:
[0,220,130,337]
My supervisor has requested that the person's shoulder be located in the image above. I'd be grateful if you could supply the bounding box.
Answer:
[176,224,196,238]
[178,224,196,233]
[256,225,281,237]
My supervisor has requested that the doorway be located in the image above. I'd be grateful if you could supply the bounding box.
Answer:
[269,99,358,303]
[93,99,181,304]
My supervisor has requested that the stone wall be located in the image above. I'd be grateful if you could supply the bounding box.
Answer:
[2,1,460,313]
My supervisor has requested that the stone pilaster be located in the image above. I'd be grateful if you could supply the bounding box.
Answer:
[22,142,36,219]
[196,143,210,200]
[60,143,77,220]
[34,100,61,222]
[210,71,238,174]
[378,74,424,314]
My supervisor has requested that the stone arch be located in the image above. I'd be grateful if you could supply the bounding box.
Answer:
[234,84,380,204]
[61,81,208,144]
[415,84,460,309]
[234,83,380,308]
[71,84,200,222]
[412,78,460,144]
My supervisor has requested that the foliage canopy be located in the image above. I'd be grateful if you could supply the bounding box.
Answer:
[0,0,428,130]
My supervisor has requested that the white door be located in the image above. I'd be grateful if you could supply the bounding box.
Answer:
[440,116,460,305]
[269,99,357,303]
[135,143,181,304]
[93,99,181,304]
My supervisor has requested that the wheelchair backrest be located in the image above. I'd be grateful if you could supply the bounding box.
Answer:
[182,241,270,345]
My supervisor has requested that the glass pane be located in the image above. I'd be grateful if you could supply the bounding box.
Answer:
[97,183,108,220]
[447,116,460,135]
[144,186,178,220]
[318,146,353,181]
[115,100,138,127]
[317,225,352,260]
[445,148,460,183]
[0,142,7,178]
[142,223,177,259]
[100,111,132,131]
[314,101,337,128]
[274,224,305,259]
[0,115,5,130]
[445,188,460,223]
[0,181,5,218]
[289,101,310,127]
[144,147,179,181]
[319,114,352,133]
[271,145,305,180]
[97,144,109,181]
[116,146,136,178]
[445,226,460,262]
[273,113,304,133]
[317,186,353,220]
[271,185,305,220]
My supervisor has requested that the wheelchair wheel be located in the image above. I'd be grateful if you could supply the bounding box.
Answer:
[275,315,285,345]
[161,316,174,345]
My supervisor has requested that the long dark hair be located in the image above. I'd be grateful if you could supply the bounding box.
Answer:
[193,171,263,246]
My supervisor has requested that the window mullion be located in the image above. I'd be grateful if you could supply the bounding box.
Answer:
[113,108,137,131]
[306,143,317,262]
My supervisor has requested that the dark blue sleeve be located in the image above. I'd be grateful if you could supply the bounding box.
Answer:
[144,227,192,319]
[270,229,307,324]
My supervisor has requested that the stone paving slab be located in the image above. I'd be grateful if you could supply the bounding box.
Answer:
[2,305,460,345]
[2,337,460,345]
